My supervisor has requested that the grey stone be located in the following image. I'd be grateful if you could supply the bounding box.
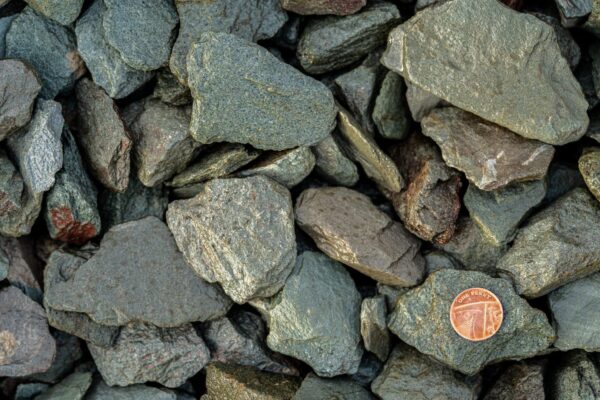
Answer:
[554,0,592,27]
[24,0,83,25]
[579,148,600,203]
[576,54,599,109]
[281,0,366,15]
[464,180,547,245]
[0,59,41,141]
[14,383,49,400]
[388,269,555,375]
[293,373,374,400]
[312,135,359,186]
[585,0,600,37]
[371,344,481,400]
[89,322,210,388]
[167,176,296,303]
[422,107,554,190]
[0,15,16,58]
[382,0,589,146]
[544,162,585,204]
[102,0,178,71]
[85,381,176,400]
[6,7,83,99]
[550,351,600,400]
[360,296,390,361]
[262,251,363,377]
[75,78,131,192]
[0,250,6,281]
[237,147,315,188]
[0,185,43,237]
[2,237,43,302]
[296,186,424,286]
[153,70,192,106]
[590,44,600,101]
[588,109,600,143]
[187,32,336,151]
[170,0,287,84]
[35,372,92,400]
[424,250,461,274]
[297,2,401,74]
[44,217,232,327]
[405,82,442,122]
[30,331,83,384]
[75,1,154,99]
[349,352,384,387]
[6,99,63,195]
[0,149,24,218]
[497,188,600,298]
[483,363,545,400]
[0,286,56,377]
[373,71,410,140]
[532,12,581,70]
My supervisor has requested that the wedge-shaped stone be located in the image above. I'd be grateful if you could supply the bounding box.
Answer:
[293,373,373,400]
[237,147,315,188]
[579,148,600,202]
[312,136,359,186]
[281,0,366,15]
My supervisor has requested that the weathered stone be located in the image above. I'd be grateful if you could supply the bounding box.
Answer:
[388,270,555,375]
[483,363,545,400]
[0,186,43,237]
[335,107,404,193]
[0,286,55,377]
[0,15,16,58]
[382,0,589,146]
[44,217,231,327]
[544,162,585,204]
[167,176,296,304]
[75,1,154,99]
[85,381,176,400]
[373,71,410,140]
[464,180,546,245]
[555,0,591,27]
[387,134,461,244]
[205,363,301,400]
[0,150,24,219]
[153,70,191,106]
[44,129,100,245]
[6,7,83,99]
[75,78,131,192]
[590,44,600,101]
[14,383,49,400]
[293,373,373,400]
[349,352,383,387]
[31,331,83,384]
[550,351,600,399]
[237,147,315,188]
[424,250,461,274]
[89,322,209,388]
[422,107,554,190]
[281,0,366,15]
[588,109,600,143]
[296,186,424,286]
[405,82,442,122]
[170,0,287,84]
[585,0,600,37]
[497,188,600,298]
[360,296,390,362]
[24,0,83,25]
[2,237,42,302]
[579,148,600,203]
[312,136,359,186]
[0,60,41,141]
[371,344,481,400]
[532,12,581,70]
[6,99,63,195]
[102,0,178,71]
[576,53,599,109]
[297,2,400,74]
[35,372,92,400]
[188,32,335,151]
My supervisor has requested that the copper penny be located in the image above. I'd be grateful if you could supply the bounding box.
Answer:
[449,288,503,341]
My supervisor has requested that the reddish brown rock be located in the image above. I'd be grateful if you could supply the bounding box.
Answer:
[281,0,366,15]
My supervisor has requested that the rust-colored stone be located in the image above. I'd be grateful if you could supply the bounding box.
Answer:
[49,207,97,245]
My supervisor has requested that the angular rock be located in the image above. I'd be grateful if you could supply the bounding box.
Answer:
[554,0,591,27]
[312,135,359,186]
[237,147,315,188]
[360,296,390,362]
[296,186,424,286]
[0,186,43,238]
[0,59,41,141]
[0,150,25,218]
[585,0,600,37]
[167,176,296,303]
[373,71,410,140]
[85,381,176,400]
[371,345,481,400]
[576,53,599,109]
[297,2,400,74]
[75,78,131,192]
[44,217,231,327]
[261,251,363,377]
[153,70,191,106]
[293,373,373,400]
[0,15,16,58]
[2,237,43,302]
[14,383,49,400]
[483,363,545,400]
[281,0,366,15]
[188,32,335,151]
[44,129,100,244]
[405,82,442,122]
[532,12,581,70]
[102,0,178,71]
[6,99,63,195]
[335,107,404,193]
[170,0,287,84]
[422,107,554,190]
[464,180,546,245]
[31,331,83,384]
[590,44,600,100]
[388,269,555,375]
[6,7,83,99]
[35,372,92,400]
[75,1,154,99]
[424,250,461,274]
[497,188,600,298]
[550,351,600,399]
[382,0,589,145]
[349,352,384,387]
[89,322,210,388]
[588,109,600,143]
[204,363,301,400]
[0,286,55,377]
[24,0,83,25]
[579,148,600,202]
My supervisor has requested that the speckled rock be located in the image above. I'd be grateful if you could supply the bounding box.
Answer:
[0,15,16,58]
[424,250,461,274]
[0,150,25,219]
[297,2,400,74]
[555,0,592,27]
[296,186,424,286]
[187,32,335,151]
[483,363,545,400]
[585,0,600,37]
[153,70,191,106]
[14,383,49,400]
[360,296,390,362]
[544,162,585,204]
[0,185,43,237]
[281,0,366,15]
[532,12,581,70]
[382,0,589,145]
[237,147,315,188]
[312,136,359,186]
[1,236,43,302]
[31,331,83,384]
[85,381,176,400]
[293,373,373,400]
[550,351,600,399]
[35,372,92,400]
[24,0,83,25]
[579,148,600,202]
[405,82,443,122]
[373,71,410,140]
[497,188,600,298]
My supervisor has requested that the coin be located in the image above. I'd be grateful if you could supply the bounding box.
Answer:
[449,288,503,341]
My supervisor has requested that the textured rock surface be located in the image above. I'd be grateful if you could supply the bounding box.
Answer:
[371,345,481,400]
[373,71,410,140]
[167,176,296,304]
[75,78,131,192]
[464,180,546,245]
[85,381,176,400]
[293,373,373,400]
[2,236,43,302]
[0,286,55,377]
[237,147,315,188]
[281,0,366,15]
[555,0,592,27]
[188,32,335,151]
[0,60,41,141]
[579,148,600,202]
[261,251,363,377]
[483,363,545,400]
[170,0,287,84]
[35,372,92,400]
[545,162,585,204]
[6,7,83,99]
[360,296,390,362]
[0,185,43,238]
[14,383,49,400]
[31,331,83,384]
[44,217,231,327]
[405,82,442,122]
[382,0,589,145]
[312,136,359,186]
[296,186,424,286]
[388,270,555,375]
[0,150,25,218]
[153,69,191,106]
[550,351,600,399]
[585,0,600,37]
[497,188,600,298]
[422,108,554,190]
[297,2,400,74]
[24,0,83,25]
[532,12,581,70]
[0,15,16,59]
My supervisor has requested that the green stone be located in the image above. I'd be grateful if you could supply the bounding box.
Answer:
[24,0,83,25]
[373,71,410,140]
[579,148,600,203]
[35,372,92,400]
[483,363,545,400]
[237,147,315,188]
[312,136,359,186]
[550,351,600,400]
[293,373,373,400]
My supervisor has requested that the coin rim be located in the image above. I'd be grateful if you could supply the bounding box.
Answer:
[449,287,504,342]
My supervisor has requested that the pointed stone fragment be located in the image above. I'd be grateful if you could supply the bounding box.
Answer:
[1,237,42,302]
[312,136,359,186]
[237,147,315,188]
[579,148,600,202]
[281,0,366,15]
[0,149,24,218]
[153,70,191,106]
[293,373,374,400]
[35,372,92,400]
[554,0,591,27]
[532,12,581,70]
[24,0,83,25]
[360,296,390,362]
[373,71,410,140]
[0,15,16,59]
